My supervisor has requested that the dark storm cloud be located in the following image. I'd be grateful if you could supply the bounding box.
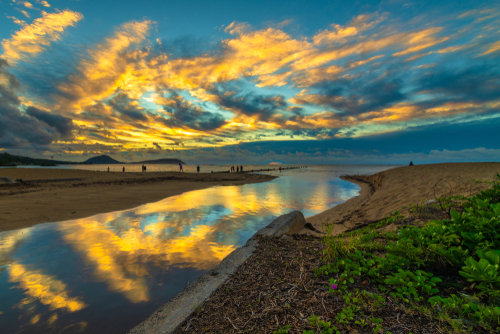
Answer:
[160,92,227,131]
[0,59,75,148]
[307,76,407,115]
[26,106,74,138]
[107,92,149,121]
[207,84,288,121]
[417,63,500,103]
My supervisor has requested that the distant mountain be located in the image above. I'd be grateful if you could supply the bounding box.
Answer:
[84,155,122,164]
[0,152,77,166]
[133,158,186,165]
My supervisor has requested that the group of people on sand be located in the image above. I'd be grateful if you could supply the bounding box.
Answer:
[230,165,244,173]
[142,165,147,172]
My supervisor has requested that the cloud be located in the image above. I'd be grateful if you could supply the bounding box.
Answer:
[25,106,74,138]
[1,10,83,64]
[38,0,50,7]
[56,20,152,110]
[4,4,500,157]
[313,13,385,45]
[206,85,287,122]
[107,92,149,122]
[0,59,75,148]
[159,92,227,131]
[482,41,500,55]
[6,16,26,26]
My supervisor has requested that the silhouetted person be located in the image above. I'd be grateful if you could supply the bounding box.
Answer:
[179,163,183,172]
[123,167,125,172]
[237,166,239,173]
[197,165,200,173]
[240,165,243,172]
[107,167,110,172]
[142,164,145,172]
[409,161,414,166]
[144,165,147,172]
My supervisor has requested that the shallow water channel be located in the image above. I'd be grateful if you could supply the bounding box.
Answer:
[0,165,393,333]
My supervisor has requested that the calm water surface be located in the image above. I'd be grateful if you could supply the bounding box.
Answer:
[0,165,395,333]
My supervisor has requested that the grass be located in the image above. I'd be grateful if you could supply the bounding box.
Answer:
[309,173,500,333]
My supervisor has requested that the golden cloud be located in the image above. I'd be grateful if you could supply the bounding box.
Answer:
[313,13,385,45]
[482,40,500,55]
[6,15,27,26]
[1,10,83,64]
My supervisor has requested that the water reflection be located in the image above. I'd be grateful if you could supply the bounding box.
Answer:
[0,165,392,333]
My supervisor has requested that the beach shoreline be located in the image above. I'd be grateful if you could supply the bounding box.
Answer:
[302,162,500,235]
[0,168,276,232]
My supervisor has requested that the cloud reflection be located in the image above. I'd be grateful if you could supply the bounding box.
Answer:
[8,262,87,312]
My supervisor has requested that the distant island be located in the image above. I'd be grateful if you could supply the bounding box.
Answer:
[84,155,122,164]
[0,152,186,166]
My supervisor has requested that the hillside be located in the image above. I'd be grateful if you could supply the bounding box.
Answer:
[0,152,76,166]
[84,155,122,164]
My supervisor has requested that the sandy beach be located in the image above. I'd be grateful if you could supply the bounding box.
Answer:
[303,162,500,235]
[0,168,275,232]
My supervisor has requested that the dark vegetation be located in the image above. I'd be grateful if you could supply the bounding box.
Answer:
[0,152,79,166]
[176,175,500,333]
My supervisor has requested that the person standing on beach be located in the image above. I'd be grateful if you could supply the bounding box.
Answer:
[279,166,282,173]
[123,167,125,172]
[179,163,183,172]
[240,165,243,172]
[197,165,200,173]
[107,167,110,172]
[409,161,414,166]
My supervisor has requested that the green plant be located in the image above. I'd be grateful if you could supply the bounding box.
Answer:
[306,315,340,334]
[273,324,291,334]
[335,305,358,324]
[460,250,500,299]
[384,269,441,301]
[370,317,383,333]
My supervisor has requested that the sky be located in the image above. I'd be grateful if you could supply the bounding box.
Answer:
[0,0,499,164]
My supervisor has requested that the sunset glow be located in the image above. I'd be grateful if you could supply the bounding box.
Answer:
[1,0,499,163]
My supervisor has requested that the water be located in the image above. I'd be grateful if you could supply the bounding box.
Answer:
[0,165,395,333]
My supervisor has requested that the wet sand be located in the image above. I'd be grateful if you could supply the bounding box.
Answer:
[0,168,275,232]
[303,162,500,235]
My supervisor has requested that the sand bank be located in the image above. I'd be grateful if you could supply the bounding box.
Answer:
[0,168,275,232]
[303,162,500,235]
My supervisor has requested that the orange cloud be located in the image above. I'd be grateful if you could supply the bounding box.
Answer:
[56,20,152,110]
[313,13,385,45]
[393,27,448,56]
[1,10,83,64]
[6,15,27,26]
[482,40,500,55]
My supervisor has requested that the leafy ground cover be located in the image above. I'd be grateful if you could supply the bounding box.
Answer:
[175,175,500,333]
